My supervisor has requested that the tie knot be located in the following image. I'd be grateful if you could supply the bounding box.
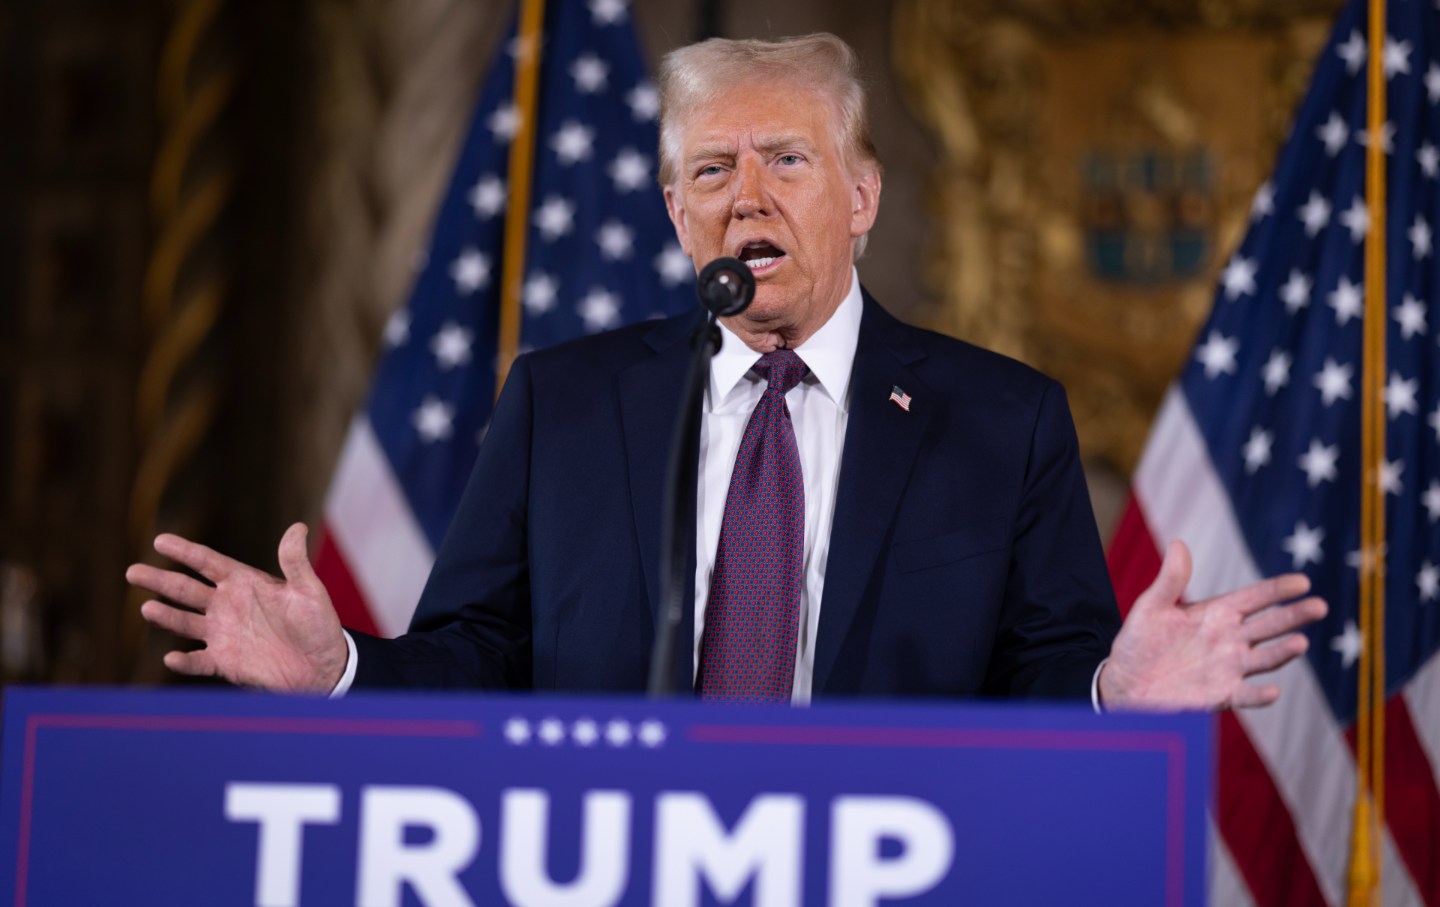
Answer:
[754,350,808,396]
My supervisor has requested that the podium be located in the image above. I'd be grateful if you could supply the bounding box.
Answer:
[1,687,1210,906]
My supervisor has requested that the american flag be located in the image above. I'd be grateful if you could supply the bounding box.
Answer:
[314,0,694,638]
[1108,1,1440,903]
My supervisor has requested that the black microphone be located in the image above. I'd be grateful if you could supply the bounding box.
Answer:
[697,257,755,317]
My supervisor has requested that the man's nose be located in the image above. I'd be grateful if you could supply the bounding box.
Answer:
[730,158,770,218]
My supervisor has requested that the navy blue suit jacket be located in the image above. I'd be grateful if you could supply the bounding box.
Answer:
[352,291,1120,699]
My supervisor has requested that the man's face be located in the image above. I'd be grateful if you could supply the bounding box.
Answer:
[663,79,881,349]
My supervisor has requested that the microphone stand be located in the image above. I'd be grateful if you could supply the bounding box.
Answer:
[648,257,753,697]
[646,313,721,697]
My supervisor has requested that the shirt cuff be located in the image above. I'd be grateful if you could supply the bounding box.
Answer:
[1090,658,1108,714]
[329,630,358,698]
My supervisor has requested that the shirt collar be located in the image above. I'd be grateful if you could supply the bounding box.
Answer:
[710,267,863,408]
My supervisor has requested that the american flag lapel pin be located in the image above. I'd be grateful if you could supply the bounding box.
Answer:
[888,385,912,412]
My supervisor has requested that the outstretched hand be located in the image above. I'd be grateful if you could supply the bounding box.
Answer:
[127,523,349,693]
[1099,540,1328,711]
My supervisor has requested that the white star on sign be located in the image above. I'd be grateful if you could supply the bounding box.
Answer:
[504,717,531,745]
[1339,196,1369,242]
[1383,36,1411,78]
[538,717,566,746]
[430,322,474,371]
[571,54,609,93]
[1314,358,1354,407]
[1328,277,1363,326]
[1249,181,1274,220]
[468,174,506,219]
[1395,294,1428,339]
[1428,62,1440,104]
[626,82,660,121]
[1299,438,1340,487]
[595,220,634,260]
[1317,112,1349,156]
[1262,349,1292,395]
[1282,520,1325,569]
[1409,215,1432,260]
[655,243,694,287]
[1425,480,1440,521]
[1380,458,1404,496]
[1419,561,1440,603]
[608,148,652,192]
[1298,192,1332,237]
[488,102,520,142]
[383,309,410,348]
[534,195,576,241]
[572,719,600,747]
[1337,30,1367,74]
[579,287,621,333]
[550,121,595,165]
[1420,143,1440,179]
[523,271,559,315]
[449,247,491,294]
[1243,426,1273,474]
[637,720,667,748]
[413,396,455,443]
[1194,331,1239,379]
[588,0,628,24]
[605,720,633,747]
[1280,269,1312,313]
[1220,255,1257,300]
[1331,620,1362,669]
[1385,372,1419,418]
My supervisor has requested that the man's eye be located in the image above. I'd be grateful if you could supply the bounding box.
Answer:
[778,154,802,165]
[699,164,724,176]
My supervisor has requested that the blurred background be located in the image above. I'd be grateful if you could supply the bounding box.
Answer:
[0,0,1344,685]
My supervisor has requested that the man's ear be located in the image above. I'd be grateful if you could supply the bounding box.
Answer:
[849,167,882,238]
[663,186,692,258]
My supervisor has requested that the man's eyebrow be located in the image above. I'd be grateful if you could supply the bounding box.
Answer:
[754,133,815,154]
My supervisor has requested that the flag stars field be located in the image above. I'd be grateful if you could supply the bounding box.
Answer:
[430,322,474,371]
[1428,61,1440,103]
[449,247,491,294]
[608,148,651,191]
[1243,426,1273,473]
[1425,480,1440,521]
[579,287,621,333]
[588,0,629,25]
[1394,293,1427,337]
[1221,255,1258,300]
[595,220,634,260]
[1328,277,1364,325]
[534,195,577,240]
[523,271,559,315]
[1338,196,1369,242]
[1317,113,1350,156]
[1314,357,1354,406]
[467,174,506,219]
[1299,438,1340,487]
[1337,29,1366,73]
[1418,561,1440,603]
[1385,372,1419,418]
[1262,349,1292,394]
[626,82,659,121]
[1408,215,1432,258]
[1380,458,1405,496]
[412,397,455,444]
[551,120,596,164]
[1195,331,1239,378]
[571,53,609,93]
[1332,620,1363,670]
[1283,520,1326,569]
[1299,191,1332,236]
[1280,269,1313,312]
[1250,181,1274,219]
[1419,141,1440,178]
[654,243,694,287]
[488,101,520,142]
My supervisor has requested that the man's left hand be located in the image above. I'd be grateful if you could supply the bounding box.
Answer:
[1098,540,1328,711]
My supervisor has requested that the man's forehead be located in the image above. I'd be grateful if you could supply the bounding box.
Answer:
[676,85,839,150]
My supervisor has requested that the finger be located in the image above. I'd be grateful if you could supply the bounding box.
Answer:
[1134,540,1192,611]
[126,564,214,611]
[1241,596,1328,644]
[1244,633,1309,676]
[153,533,243,583]
[277,523,317,587]
[140,600,207,642]
[1229,682,1282,710]
[1220,573,1314,618]
[162,648,218,677]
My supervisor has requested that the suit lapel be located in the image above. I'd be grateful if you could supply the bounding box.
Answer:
[813,293,930,693]
[618,310,704,694]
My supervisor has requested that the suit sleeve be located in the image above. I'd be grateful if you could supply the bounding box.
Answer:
[348,356,536,689]
[982,380,1120,699]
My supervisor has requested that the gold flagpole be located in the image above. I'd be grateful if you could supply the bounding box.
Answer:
[1348,0,1387,902]
[495,0,548,398]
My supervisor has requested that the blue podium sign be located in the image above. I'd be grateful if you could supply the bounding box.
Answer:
[1,687,1209,906]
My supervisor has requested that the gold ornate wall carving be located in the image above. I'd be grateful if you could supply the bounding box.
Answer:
[894,0,1343,474]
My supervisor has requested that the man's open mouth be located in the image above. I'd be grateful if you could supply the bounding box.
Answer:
[737,241,786,271]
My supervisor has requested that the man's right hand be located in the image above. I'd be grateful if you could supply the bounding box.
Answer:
[127,522,349,693]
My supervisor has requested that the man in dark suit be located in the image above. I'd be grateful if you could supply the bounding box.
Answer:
[128,33,1324,710]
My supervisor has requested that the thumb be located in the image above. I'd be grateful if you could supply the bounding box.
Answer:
[1136,539,1192,611]
[277,522,318,587]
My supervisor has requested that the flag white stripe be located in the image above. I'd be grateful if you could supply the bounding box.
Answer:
[1406,648,1440,803]
[323,417,434,637]
[1134,389,1426,907]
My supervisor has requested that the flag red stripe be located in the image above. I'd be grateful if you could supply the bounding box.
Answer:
[1216,712,1331,907]
[1106,495,1162,617]
[315,523,382,638]
[1386,695,1440,905]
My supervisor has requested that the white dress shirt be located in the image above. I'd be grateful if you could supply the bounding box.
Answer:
[693,270,863,703]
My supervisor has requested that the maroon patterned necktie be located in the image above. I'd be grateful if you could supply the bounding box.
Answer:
[698,349,809,701]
